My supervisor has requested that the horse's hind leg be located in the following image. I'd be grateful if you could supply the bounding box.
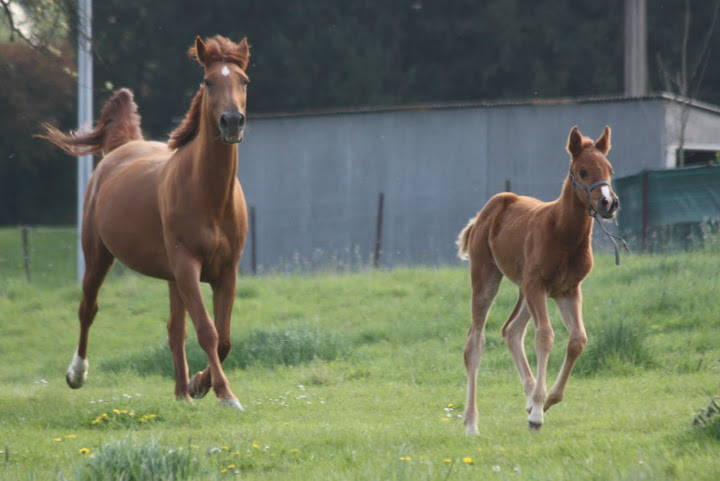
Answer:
[463,260,502,436]
[167,281,191,401]
[501,294,535,413]
[546,289,586,411]
[66,240,114,389]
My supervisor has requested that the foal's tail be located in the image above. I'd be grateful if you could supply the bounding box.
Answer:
[38,88,142,157]
[456,215,478,260]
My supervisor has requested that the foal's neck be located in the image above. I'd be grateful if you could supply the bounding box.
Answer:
[553,177,594,245]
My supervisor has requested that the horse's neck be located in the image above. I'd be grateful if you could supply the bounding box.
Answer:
[189,126,238,212]
[552,178,594,246]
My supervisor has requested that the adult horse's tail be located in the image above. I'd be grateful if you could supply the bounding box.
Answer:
[456,215,478,260]
[39,88,142,157]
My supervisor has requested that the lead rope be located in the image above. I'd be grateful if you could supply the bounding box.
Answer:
[569,171,630,266]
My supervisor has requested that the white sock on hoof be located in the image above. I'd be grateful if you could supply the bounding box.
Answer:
[66,351,89,388]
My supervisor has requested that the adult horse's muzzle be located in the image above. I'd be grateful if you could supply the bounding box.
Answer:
[219,111,246,143]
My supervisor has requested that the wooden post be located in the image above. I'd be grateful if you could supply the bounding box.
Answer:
[21,226,31,282]
[505,179,512,192]
[641,169,649,252]
[374,192,384,269]
[250,206,257,275]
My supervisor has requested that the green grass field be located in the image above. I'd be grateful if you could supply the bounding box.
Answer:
[0,227,718,480]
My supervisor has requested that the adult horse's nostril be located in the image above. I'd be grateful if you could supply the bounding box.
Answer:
[220,114,229,129]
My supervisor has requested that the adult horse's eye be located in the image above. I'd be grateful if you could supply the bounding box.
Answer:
[579,169,587,179]
[203,79,212,88]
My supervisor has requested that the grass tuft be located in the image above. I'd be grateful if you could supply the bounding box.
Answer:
[100,325,346,377]
[577,319,655,376]
[74,438,199,481]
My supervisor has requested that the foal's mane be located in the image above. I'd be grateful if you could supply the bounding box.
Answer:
[168,35,250,151]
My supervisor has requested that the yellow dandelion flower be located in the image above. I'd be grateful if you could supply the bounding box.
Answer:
[441,418,450,422]
[252,443,261,450]
[79,448,90,455]
[91,418,100,425]
[129,412,135,417]
[113,409,121,415]
[289,448,299,454]
[227,464,236,469]
[447,403,454,408]
[220,468,228,474]
[101,413,109,420]
[66,434,77,439]
[221,445,230,451]
[443,458,452,464]
[399,456,411,462]
[53,437,63,442]
[463,457,473,465]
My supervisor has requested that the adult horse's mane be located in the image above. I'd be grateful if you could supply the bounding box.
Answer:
[168,35,250,151]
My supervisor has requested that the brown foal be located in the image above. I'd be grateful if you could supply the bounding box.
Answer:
[457,126,619,433]
[40,35,251,409]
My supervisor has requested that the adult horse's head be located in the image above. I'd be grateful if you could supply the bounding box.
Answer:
[191,35,250,144]
[566,125,619,219]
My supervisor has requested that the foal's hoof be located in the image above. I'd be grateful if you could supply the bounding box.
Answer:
[219,398,245,411]
[188,372,209,399]
[66,371,86,389]
[528,421,543,432]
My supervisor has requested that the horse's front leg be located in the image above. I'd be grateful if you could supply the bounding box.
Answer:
[167,281,191,402]
[546,289,587,411]
[189,270,242,410]
[170,251,240,408]
[523,284,554,430]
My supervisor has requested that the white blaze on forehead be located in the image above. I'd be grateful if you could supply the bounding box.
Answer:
[221,65,230,77]
[601,185,611,198]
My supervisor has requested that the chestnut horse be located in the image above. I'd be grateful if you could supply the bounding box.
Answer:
[40,35,250,409]
[456,126,619,433]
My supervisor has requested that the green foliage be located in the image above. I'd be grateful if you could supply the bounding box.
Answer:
[75,438,199,481]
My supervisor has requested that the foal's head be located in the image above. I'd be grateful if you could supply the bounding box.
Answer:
[566,126,619,219]
[191,35,250,144]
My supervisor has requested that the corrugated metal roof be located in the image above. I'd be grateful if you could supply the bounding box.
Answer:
[249,91,720,119]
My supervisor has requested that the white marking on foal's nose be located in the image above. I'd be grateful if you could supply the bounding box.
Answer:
[600,185,610,199]
[221,65,230,77]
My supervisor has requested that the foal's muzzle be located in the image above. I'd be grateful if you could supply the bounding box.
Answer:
[219,111,246,143]
[597,194,619,219]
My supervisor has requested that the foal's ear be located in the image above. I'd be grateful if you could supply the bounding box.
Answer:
[236,37,250,70]
[192,36,208,67]
[594,125,611,155]
[566,126,583,157]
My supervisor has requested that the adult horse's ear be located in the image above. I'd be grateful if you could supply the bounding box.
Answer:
[566,126,583,157]
[193,36,208,67]
[237,37,250,70]
[595,125,611,155]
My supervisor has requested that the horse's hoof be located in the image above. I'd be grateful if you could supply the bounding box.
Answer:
[66,371,85,389]
[66,352,88,389]
[528,421,542,431]
[219,398,245,411]
[188,373,209,399]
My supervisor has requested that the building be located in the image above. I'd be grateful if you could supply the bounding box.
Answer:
[237,93,720,272]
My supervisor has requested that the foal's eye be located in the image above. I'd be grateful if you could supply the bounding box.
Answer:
[579,169,588,179]
[203,79,212,88]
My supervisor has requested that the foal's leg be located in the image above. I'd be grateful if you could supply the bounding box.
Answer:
[171,252,240,408]
[463,263,502,436]
[189,270,242,410]
[66,238,115,389]
[523,283,554,430]
[501,294,535,413]
[167,281,191,401]
[546,289,587,411]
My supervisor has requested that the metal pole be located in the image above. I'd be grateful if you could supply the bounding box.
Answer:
[77,0,93,282]
[374,192,384,269]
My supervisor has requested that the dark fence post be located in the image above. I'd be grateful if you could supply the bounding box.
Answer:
[250,206,257,275]
[505,179,512,192]
[374,192,384,269]
[21,226,31,282]
[641,170,649,252]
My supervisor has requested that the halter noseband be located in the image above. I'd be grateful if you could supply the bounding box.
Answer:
[568,169,630,266]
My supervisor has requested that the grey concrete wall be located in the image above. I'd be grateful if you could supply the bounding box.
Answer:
[236,96,718,272]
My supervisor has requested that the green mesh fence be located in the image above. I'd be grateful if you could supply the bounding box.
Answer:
[614,165,720,251]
